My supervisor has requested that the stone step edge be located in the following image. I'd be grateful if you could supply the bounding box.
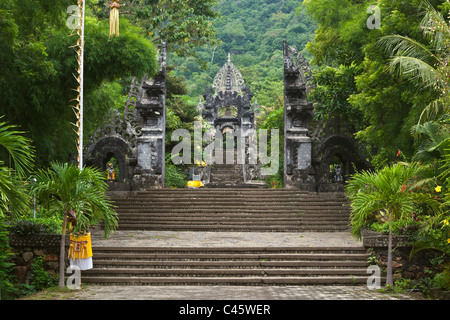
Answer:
[80,276,373,285]
[116,224,350,229]
[89,261,369,268]
[91,246,366,252]
[92,253,369,259]
[82,268,370,276]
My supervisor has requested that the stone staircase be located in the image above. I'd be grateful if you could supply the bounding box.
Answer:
[208,164,245,187]
[113,188,351,232]
[83,188,372,286]
[82,246,371,286]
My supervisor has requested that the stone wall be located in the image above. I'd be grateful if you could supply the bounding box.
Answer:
[361,229,446,281]
[8,234,69,284]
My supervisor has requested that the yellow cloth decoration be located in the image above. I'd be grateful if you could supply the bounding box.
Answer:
[186,180,204,188]
[109,2,120,37]
[69,233,93,260]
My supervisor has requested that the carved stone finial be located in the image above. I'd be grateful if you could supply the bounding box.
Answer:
[212,54,245,94]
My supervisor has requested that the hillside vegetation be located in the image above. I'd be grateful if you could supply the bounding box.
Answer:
[170,0,317,116]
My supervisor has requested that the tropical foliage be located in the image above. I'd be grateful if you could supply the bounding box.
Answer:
[0,119,34,220]
[378,0,450,125]
[317,0,450,289]
[0,119,35,299]
[171,0,316,123]
[31,162,118,288]
[346,162,441,285]
[31,163,118,238]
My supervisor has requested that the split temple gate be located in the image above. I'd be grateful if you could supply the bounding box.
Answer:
[83,41,370,191]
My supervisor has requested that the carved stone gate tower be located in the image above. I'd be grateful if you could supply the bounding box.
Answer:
[84,42,167,191]
[283,41,371,191]
[283,41,316,191]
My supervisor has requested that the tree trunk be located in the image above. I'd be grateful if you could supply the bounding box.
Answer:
[58,213,68,288]
[386,211,393,287]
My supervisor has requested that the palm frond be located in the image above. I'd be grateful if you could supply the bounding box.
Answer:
[0,118,35,178]
[378,34,439,65]
[0,165,30,220]
[420,0,450,51]
[31,162,118,238]
[389,56,442,90]
[412,121,450,163]
[418,99,449,124]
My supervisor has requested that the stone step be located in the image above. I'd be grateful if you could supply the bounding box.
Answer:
[80,276,372,286]
[83,268,369,276]
[115,223,349,231]
[90,259,368,269]
[130,189,314,195]
[116,216,349,223]
[115,209,348,215]
[116,216,348,222]
[114,199,349,204]
[81,246,370,286]
[115,224,349,231]
[92,252,368,261]
[131,190,343,196]
[114,193,347,198]
[115,206,349,211]
[115,206,348,211]
[90,246,367,253]
[116,211,347,216]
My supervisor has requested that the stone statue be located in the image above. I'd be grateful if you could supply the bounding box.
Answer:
[334,164,343,182]
[107,162,116,181]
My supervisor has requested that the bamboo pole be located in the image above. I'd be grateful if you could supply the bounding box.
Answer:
[78,0,85,169]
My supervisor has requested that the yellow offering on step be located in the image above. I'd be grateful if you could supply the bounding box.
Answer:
[186,180,204,188]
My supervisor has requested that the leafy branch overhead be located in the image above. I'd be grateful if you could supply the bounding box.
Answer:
[92,0,221,62]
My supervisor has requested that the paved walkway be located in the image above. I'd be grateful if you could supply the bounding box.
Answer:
[64,284,424,300]
[90,230,363,248]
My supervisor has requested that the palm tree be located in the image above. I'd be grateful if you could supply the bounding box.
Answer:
[377,0,450,125]
[0,118,35,219]
[346,162,440,286]
[31,162,118,288]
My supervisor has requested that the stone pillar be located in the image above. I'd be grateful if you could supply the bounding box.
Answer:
[283,41,315,191]
[132,42,167,189]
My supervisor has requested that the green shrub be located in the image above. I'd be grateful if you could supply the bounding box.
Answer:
[34,217,62,234]
[165,164,188,188]
[9,220,47,236]
[393,278,413,293]
[370,219,421,236]
[31,255,58,291]
[9,216,62,236]
[265,172,283,188]
[0,216,15,300]
[432,264,450,290]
